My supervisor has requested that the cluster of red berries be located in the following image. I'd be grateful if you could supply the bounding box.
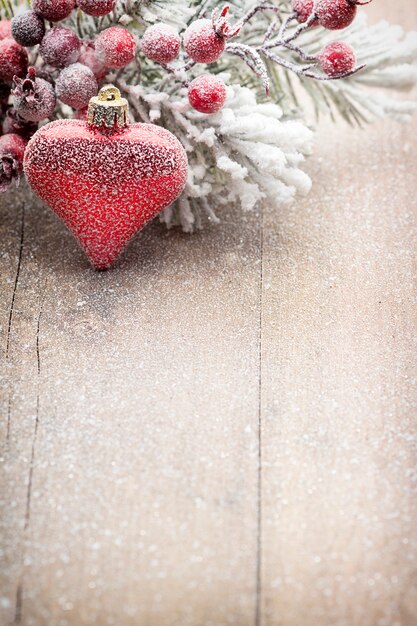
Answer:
[0,0,373,190]
[0,2,231,143]
[140,9,236,114]
[292,0,371,30]
[0,0,139,189]
[0,3,231,190]
[292,0,372,76]
[0,3,137,120]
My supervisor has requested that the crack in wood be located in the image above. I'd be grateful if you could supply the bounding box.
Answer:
[13,582,22,624]
[13,283,47,624]
[6,205,25,358]
[6,205,25,442]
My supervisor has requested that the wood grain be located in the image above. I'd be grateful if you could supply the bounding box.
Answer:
[1,191,262,625]
[1,2,416,625]
[259,3,417,623]
[260,112,417,626]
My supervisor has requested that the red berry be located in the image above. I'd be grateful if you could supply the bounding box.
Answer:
[0,132,27,192]
[78,0,116,17]
[188,74,227,114]
[56,62,98,109]
[0,38,28,83]
[291,0,319,25]
[0,79,10,101]
[3,108,38,139]
[31,0,76,22]
[183,19,225,64]
[141,24,181,64]
[40,27,81,68]
[12,67,56,121]
[316,0,360,30]
[95,26,137,69]
[319,41,356,76]
[0,20,11,40]
[11,11,45,47]
[78,41,107,79]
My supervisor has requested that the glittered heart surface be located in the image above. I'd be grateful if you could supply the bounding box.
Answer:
[24,119,188,269]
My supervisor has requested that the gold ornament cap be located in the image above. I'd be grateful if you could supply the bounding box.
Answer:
[87,85,129,129]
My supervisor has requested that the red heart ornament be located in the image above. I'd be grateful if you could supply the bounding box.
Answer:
[24,88,188,269]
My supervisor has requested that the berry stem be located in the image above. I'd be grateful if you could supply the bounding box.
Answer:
[112,1,369,103]
[194,0,215,21]
[263,48,365,80]
[263,17,279,44]
[234,1,280,30]
[226,42,270,94]
[283,12,318,44]
[286,42,317,62]
[277,12,297,40]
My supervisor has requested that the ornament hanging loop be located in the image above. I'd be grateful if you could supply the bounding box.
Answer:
[87,85,129,130]
[97,85,121,102]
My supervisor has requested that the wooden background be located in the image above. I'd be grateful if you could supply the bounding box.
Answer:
[1,2,416,625]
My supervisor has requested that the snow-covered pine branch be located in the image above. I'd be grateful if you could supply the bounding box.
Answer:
[279,12,417,123]
[159,83,314,230]
[128,2,417,229]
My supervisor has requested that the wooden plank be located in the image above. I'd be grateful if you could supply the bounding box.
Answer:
[259,56,417,626]
[0,189,52,626]
[259,7,417,624]
[0,194,262,625]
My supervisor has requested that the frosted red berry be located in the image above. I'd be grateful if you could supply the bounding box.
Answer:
[12,67,56,122]
[315,0,368,30]
[0,38,28,83]
[39,27,81,68]
[11,11,45,47]
[183,19,226,64]
[319,41,356,76]
[188,74,227,114]
[78,0,116,17]
[95,26,137,69]
[0,20,11,40]
[78,41,107,79]
[56,63,98,109]
[141,24,181,64]
[3,107,38,139]
[0,133,27,192]
[31,0,76,22]
[0,79,10,101]
[291,0,318,25]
